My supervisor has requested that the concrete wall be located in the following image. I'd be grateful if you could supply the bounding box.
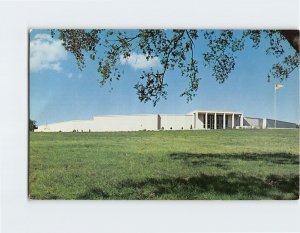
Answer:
[91,115,158,131]
[35,120,91,132]
[243,117,297,129]
[36,114,158,132]
[195,114,205,129]
[159,114,194,130]
[265,119,298,128]
[243,117,264,128]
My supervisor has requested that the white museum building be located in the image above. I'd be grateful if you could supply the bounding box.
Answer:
[35,110,298,132]
[35,110,243,132]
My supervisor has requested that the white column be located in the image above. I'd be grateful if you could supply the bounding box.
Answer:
[262,118,267,129]
[214,113,217,129]
[223,113,226,129]
[205,112,208,129]
[240,114,243,128]
[232,114,235,128]
[194,113,196,129]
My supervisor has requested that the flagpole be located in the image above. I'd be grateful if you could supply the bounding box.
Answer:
[274,83,283,128]
[274,86,276,129]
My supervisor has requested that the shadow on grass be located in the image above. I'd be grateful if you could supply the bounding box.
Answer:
[77,152,299,200]
[117,173,299,200]
[169,152,299,165]
[78,187,110,199]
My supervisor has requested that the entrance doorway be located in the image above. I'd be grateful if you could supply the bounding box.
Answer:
[217,115,223,129]
[225,115,229,128]
[207,114,215,129]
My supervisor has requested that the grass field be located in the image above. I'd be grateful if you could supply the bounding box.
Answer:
[29,129,299,200]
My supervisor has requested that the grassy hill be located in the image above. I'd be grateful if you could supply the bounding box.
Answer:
[29,129,299,200]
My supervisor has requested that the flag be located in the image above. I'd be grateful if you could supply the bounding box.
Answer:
[275,84,283,91]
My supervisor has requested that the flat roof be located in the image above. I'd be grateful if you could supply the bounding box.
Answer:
[93,114,157,118]
[189,110,243,114]
[159,114,193,116]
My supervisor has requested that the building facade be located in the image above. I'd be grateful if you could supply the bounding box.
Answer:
[35,110,298,132]
[243,117,298,129]
[35,110,244,132]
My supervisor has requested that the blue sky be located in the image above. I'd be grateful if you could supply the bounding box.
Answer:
[30,30,299,125]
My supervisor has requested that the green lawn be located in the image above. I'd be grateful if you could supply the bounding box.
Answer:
[29,129,299,200]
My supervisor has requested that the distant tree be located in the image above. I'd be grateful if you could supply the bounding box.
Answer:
[29,119,38,131]
[51,29,299,106]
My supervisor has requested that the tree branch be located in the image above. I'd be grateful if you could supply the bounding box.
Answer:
[279,30,299,53]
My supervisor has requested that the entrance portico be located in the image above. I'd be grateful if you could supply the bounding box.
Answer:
[192,110,243,129]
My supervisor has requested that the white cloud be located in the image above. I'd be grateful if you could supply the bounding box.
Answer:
[67,73,73,79]
[34,33,53,41]
[120,52,161,70]
[30,33,68,72]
